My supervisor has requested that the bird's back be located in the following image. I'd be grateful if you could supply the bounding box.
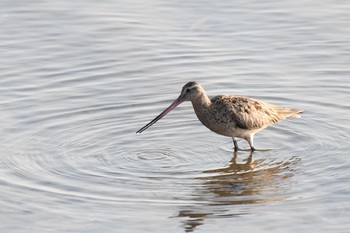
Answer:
[211,95,303,130]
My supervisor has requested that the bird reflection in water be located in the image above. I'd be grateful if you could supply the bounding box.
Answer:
[176,151,299,232]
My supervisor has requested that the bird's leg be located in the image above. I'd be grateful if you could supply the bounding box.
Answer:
[245,134,255,151]
[232,137,240,151]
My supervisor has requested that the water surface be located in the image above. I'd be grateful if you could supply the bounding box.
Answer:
[0,0,350,232]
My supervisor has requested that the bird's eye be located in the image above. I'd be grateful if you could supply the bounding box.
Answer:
[186,89,190,93]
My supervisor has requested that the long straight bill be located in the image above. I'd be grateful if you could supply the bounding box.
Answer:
[136,96,184,134]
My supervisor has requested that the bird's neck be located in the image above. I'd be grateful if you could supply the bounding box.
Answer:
[191,92,212,109]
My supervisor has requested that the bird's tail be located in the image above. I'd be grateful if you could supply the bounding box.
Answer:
[283,108,304,118]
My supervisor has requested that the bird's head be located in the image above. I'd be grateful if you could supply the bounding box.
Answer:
[179,81,203,101]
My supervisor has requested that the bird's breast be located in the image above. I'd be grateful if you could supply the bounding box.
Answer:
[192,104,234,137]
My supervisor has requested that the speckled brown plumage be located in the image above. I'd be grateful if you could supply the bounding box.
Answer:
[137,81,303,151]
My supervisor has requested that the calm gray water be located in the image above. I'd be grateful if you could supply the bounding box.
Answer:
[0,0,349,232]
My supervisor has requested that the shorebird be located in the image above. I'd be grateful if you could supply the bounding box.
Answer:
[136,81,303,151]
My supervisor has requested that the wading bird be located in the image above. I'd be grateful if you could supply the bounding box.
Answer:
[136,82,303,151]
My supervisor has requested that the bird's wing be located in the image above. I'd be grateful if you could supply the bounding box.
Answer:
[211,95,283,130]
